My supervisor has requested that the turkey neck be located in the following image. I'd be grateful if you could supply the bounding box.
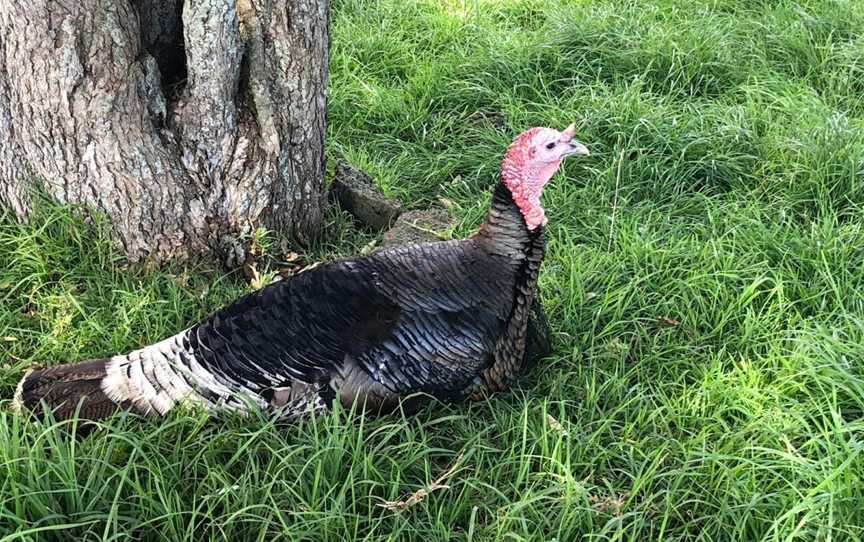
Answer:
[476,180,545,260]
[474,180,546,391]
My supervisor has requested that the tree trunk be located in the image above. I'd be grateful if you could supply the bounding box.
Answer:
[0,0,328,265]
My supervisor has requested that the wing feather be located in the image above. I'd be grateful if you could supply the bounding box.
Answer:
[186,240,518,398]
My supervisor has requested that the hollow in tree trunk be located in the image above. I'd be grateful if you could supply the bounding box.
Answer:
[0,0,329,266]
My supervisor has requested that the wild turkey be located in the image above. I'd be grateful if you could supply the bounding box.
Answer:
[13,125,589,424]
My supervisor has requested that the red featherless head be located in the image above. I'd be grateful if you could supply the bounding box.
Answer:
[500,123,589,230]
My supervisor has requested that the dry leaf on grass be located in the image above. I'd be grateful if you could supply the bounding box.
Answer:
[278,255,309,277]
[546,414,569,436]
[588,491,628,517]
[437,196,455,209]
[378,451,465,512]
[283,251,303,263]
[655,315,695,337]
[171,272,190,288]
[656,316,682,327]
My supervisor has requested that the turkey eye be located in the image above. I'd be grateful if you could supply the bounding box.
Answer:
[545,142,556,149]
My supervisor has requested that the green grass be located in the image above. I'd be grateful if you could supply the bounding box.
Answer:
[3,0,864,539]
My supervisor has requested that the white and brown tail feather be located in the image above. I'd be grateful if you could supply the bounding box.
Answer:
[12,330,286,426]
[12,358,132,422]
[13,331,204,423]
[101,333,200,416]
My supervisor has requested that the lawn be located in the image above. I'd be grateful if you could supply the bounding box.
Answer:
[2,0,864,539]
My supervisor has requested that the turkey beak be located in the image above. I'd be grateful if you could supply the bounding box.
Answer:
[565,141,590,156]
[561,123,589,156]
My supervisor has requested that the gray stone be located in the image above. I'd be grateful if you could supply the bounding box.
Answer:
[329,162,402,231]
[379,209,456,249]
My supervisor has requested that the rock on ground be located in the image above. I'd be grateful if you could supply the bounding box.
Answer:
[329,162,402,231]
[379,209,456,249]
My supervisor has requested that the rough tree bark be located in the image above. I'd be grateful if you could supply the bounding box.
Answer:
[0,0,328,265]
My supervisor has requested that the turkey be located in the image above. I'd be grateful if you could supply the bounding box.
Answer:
[13,125,589,425]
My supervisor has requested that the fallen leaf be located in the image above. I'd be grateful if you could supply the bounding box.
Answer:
[437,196,455,209]
[656,316,681,327]
[378,451,465,512]
[277,266,303,278]
[588,491,628,517]
[546,414,569,436]
[171,272,190,288]
[655,315,695,337]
